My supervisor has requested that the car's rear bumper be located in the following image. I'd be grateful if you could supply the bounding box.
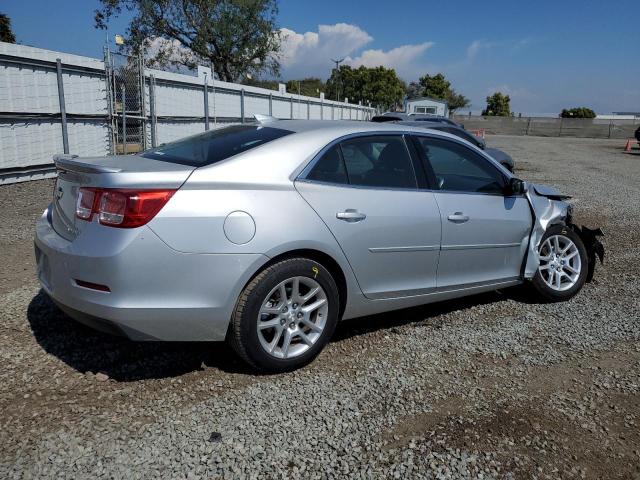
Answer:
[34,207,267,341]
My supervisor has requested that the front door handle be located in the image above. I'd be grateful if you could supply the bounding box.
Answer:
[336,209,367,222]
[447,212,470,223]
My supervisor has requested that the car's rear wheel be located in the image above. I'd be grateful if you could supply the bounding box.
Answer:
[227,258,339,372]
[530,225,588,302]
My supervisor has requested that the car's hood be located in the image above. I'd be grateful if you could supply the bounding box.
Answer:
[531,183,571,200]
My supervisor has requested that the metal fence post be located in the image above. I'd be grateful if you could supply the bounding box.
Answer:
[103,47,115,154]
[55,59,70,154]
[608,119,613,139]
[212,79,216,125]
[149,75,157,147]
[240,89,245,123]
[269,93,273,116]
[307,100,310,119]
[320,98,323,120]
[138,52,147,150]
[526,117,532,136]
[290,97,293,119]
[559,118,563,137]
[121,84,127,154]
[204,74,210,131]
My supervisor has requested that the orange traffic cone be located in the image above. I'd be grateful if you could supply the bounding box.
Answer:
[625,139,633,152]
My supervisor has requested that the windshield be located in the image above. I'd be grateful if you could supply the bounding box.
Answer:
[141,125,293,167]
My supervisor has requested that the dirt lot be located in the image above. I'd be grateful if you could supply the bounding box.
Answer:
[1,135,639,479]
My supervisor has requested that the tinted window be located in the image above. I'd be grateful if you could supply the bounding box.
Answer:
[141,125,293,167]
[415,137,505,194]
[339,136,416,189]
[307,145,348,184]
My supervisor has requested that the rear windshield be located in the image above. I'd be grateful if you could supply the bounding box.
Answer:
[141,125,293,167]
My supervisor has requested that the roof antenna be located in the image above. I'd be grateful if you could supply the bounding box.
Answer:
[254,114,277,124]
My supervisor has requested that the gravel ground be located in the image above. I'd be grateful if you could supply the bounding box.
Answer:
[1,135,639,479]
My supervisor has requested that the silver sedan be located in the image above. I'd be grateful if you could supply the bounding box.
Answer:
[34,120,603,372]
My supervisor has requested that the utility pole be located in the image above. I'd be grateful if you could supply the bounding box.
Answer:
[331,58,344,102]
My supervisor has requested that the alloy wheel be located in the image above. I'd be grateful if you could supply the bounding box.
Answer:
[257,276,329,359]
[538,234,582,292]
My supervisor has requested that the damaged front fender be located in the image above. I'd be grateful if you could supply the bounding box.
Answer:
[523,183,604,281]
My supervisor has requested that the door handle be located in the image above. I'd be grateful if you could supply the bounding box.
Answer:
[336,209,367,222]
[447,212,469,223]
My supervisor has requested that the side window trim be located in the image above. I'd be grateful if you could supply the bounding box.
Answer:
[408,135,438,190]
[412,134,508,196]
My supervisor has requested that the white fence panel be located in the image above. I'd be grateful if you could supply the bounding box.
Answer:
[0,41,375,181]
[243,93,269,118]
[272,98,291,119]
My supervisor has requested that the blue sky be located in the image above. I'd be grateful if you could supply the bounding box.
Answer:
[3,0,639,115]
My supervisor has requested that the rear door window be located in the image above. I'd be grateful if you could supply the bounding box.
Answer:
[306,145,349,184]
[339,136,417,189]
[141,125,293,167]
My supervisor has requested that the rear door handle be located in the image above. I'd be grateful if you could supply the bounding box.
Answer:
[447,212,470,223]
[336,209,367,222]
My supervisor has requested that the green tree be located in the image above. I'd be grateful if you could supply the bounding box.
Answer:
[285,78,326,98]
[560,107,596,118]
[326,65,405,111]
[413,73,470,113]
[482,92,511,116]
[0,13,16,43]
[95,0,281,83]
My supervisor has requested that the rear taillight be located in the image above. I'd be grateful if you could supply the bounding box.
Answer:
[76,188,97,220]
[75,188,175,228]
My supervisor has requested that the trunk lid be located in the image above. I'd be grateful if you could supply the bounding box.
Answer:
[51,154,195,241]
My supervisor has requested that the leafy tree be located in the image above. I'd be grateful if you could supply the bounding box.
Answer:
[411,73,470,113]
[560,107,596,118]
[326,65,405,111]
[95,0,281,82]
[285,78,326,98]
[482,92,511,116]
[0,13,16,43]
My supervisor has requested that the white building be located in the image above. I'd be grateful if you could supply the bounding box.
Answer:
[404,96,449,117]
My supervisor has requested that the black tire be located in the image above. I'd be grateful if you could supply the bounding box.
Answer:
[227,257,340,372]
[530,224,588,302]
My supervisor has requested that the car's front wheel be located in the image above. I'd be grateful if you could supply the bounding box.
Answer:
[530,225,588,302]
[227,258,339,372]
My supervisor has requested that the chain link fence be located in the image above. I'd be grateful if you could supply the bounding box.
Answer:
[453,115,639,139]
[1,42,374,183]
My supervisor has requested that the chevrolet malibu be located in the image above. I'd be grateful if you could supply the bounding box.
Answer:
[35,120,603,372]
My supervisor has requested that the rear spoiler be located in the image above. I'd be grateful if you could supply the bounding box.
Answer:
[53,154,122,174]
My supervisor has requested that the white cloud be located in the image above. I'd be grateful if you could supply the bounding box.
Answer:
[279,23,373,77]
[144,37,197,65]
[278,23,432,80]
[466,40,498,60]
[346,42,434,79]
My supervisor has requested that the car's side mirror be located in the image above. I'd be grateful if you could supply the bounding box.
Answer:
[504,177,527,196]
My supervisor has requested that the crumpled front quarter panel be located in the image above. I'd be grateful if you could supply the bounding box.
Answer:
[524,185,571,278]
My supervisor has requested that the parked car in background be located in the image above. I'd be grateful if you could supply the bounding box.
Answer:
[393,120,515,172]
[372,112,461,127]
[35,119,602,372]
